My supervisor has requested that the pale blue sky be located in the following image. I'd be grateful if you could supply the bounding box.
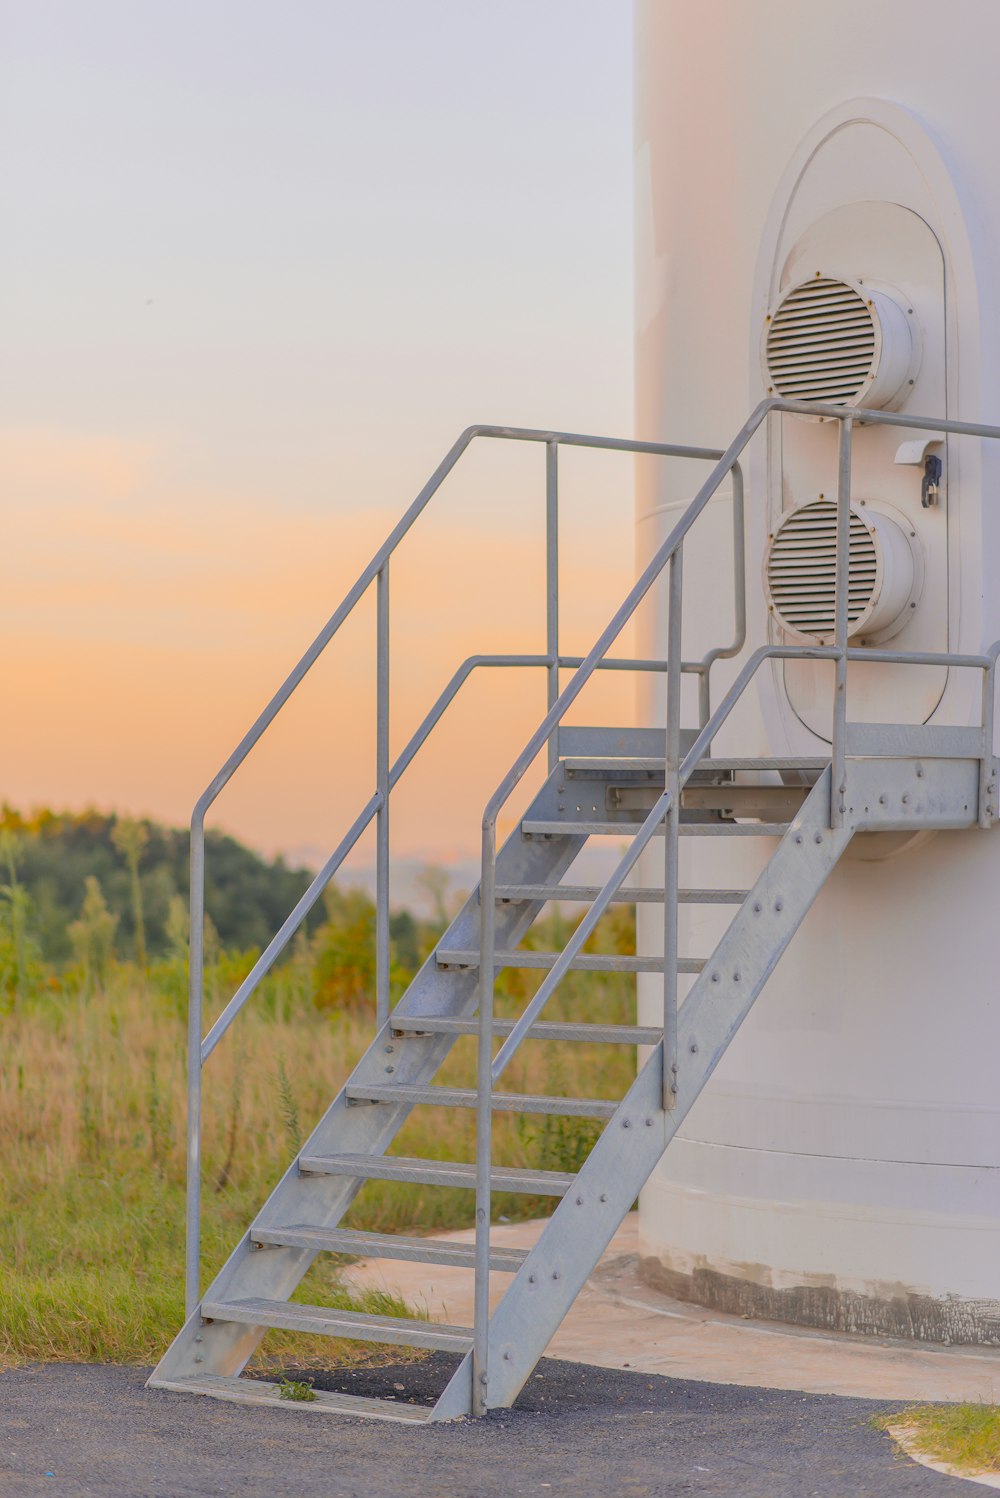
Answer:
[3,1,636,861]
[3,0,633,495]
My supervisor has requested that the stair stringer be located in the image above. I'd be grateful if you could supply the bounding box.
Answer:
[149,769,585,1387]
[432,769,851,1418]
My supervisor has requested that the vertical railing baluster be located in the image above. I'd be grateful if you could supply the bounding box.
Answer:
[663,545,682,1110]
[546,440,560,772]
[185,816,205,1316]
[832,418,853,828]
[473,822,497,1416]
[376,563,391,1027]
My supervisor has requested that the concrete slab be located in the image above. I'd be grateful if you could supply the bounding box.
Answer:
[346,1213,1000,1404]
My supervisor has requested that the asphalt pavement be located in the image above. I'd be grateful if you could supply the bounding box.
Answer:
[0,1356,980,1497]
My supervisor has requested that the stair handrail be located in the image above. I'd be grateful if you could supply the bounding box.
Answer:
[198,649,684,1065]
[472,394,1000,1414]
[189,425,738,1053]
[489,637,1000,1084]
[184,423,745,1313]
[478,399,1000,840]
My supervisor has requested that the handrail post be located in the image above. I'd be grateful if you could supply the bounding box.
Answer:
[663,546,683,1109]
[376,563,391,1027]
[546,440,560,772]
[473,822,497,1415]
[979,649,998,828]
[832,418,853,829]
[696,665,710,730]
[185,814,206,1316]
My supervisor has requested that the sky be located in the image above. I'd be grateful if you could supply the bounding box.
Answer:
[2,0,635,870]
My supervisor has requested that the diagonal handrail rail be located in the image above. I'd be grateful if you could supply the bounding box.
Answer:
[490,641,834,1079]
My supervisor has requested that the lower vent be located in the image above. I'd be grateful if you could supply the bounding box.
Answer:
[764,498,916,645]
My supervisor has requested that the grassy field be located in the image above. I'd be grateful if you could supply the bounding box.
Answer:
[0,906,637,1370]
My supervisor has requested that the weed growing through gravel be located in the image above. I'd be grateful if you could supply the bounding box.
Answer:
[278,1377,318,1402]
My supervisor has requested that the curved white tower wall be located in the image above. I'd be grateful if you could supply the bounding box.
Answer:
[635,0,1000,1341]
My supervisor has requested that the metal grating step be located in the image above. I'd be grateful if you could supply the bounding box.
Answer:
[298,1152,574,1196]
[521,819,792,838]
[493,883,749,904]
[201,1297,474,1353]
[561,756,666,771]
[559,755,827,773]
[251,1224,527,1271]
[693,757,828,771]
[680,822,793,837]
[151,1373,435,1423]
[436,946,702,974]
[346,1082,618,1119]
[391,1016,662,1045]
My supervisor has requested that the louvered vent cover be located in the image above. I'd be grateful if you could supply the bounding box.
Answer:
[764,499,915,645]
[763,275,913,409]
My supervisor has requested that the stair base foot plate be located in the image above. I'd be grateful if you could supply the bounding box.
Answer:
[150,1373,436,1423]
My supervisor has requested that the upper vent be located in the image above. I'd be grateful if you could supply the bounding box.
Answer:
[764,498,916,645]
[763,275,914,410]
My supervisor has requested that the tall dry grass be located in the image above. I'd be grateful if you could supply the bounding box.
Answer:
[0,909,637,1367]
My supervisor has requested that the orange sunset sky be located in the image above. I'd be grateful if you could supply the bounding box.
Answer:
[4,2,635,870]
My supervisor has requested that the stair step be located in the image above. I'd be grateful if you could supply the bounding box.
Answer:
[346,1083,618,1119]
[521,819,791,838]
[559,755,826,772]
[202,1296,473,1353]
[562,755,665,773]
[391,1016,662,1045]
[251,1224,527,1271]
[692,757,827,771]
[436,946,703,974]
[681,823,793,836]
[152,1373,434,1423]
[493,883,750,904]
[299,1152,574,1195]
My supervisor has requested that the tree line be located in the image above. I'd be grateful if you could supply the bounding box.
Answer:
[0,806,321,964]
[0,806,432,1010]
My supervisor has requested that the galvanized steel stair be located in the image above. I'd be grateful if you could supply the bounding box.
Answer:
[149,727,988,1421]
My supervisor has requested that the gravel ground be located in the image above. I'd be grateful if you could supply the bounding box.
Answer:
[0,1356,979,1497]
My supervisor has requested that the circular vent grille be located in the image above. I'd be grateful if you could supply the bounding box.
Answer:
[764,499,916,644]
[763,275,913,409]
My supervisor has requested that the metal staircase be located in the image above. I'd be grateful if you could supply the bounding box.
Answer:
[149,399,1000,1421]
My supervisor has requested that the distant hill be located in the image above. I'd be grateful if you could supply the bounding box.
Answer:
[0,807,315,964]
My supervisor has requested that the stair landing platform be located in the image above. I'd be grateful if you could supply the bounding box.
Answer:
[344,1215,1000,1405]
